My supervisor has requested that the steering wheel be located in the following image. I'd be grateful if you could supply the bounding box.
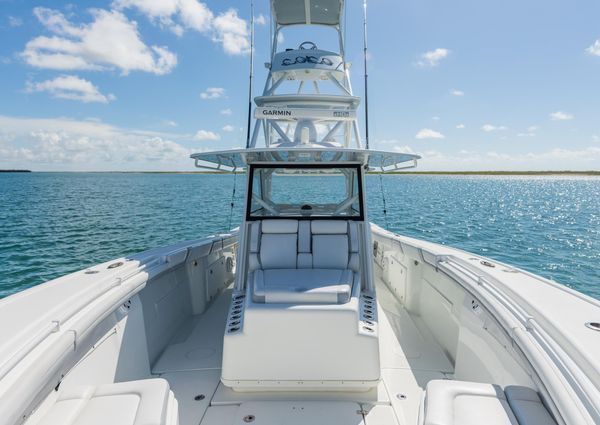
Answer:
[299,41,318,50]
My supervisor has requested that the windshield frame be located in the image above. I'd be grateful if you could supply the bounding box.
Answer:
[245,163,364,221]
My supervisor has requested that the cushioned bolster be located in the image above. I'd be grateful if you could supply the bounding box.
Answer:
[505,386,558,425]
[348,221,359,252]
[348,253,359,271]
[248,253,260,271]
[297,253,313,268]
[249,222,261,252]
[313,234,348,269]
[260,234,297,269]
[424,380,518,425]
[258,269,352,303]
[261,219,298,233]
[311,220,348,234]
[298,221,311,252]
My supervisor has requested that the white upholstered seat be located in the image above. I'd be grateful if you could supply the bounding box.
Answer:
[38,379,178,425]
[253,268,353,303]
[504,386,558,425]
[248,219,360,304]
[421,380,557,425]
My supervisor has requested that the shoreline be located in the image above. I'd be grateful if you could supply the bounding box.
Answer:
[4,170,599,176]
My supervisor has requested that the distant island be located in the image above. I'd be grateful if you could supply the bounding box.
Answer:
[129,170,600,176]
[2,170,599,176]
[385,171,600,176]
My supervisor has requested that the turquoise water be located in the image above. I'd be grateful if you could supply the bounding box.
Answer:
[1,173,599,299]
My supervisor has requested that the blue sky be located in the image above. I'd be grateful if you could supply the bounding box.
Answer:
[0,0,599,171]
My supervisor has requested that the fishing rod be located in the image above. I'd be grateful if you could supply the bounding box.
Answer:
[362,0,370,150]
[245,0,255,148]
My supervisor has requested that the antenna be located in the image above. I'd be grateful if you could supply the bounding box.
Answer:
[245,0,255,148]
[362,0,370,149]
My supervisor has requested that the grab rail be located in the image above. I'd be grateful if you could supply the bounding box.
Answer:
[370,225,600,424]
[436,255,600,425]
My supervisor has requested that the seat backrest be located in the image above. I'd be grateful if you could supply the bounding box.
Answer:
[258,219,298,269]
[247,219,359,272]
[311,221,349,269]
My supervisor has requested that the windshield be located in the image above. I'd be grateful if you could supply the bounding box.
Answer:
[247,165,363,219]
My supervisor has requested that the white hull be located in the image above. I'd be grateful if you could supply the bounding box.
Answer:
[1,225,599,425]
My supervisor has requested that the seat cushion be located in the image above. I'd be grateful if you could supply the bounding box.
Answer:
[505,386,557,425]
[39,379,178,425]
[253,268,353,303]
[260,233,297,269]
[423,380,518,425]
[312,234,349,269]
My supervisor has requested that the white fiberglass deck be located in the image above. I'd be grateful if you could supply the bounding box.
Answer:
[152,268,453,425]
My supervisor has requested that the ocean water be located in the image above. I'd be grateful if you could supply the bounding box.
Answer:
[1,172,599,299]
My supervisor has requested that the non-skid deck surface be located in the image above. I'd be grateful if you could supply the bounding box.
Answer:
[155,282,453,425]
[153,289,231,374]
[376,277,454,373]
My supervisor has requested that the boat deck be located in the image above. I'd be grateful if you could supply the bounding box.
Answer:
[153,274,453,425]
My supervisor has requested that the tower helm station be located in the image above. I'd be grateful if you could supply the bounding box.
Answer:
[249,0,364,150]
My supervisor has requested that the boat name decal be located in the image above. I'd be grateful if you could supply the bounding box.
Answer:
[282,56,334,67]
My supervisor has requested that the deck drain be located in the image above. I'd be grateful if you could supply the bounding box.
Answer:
[243,415,255,423]
[585,322,600,331]
[194,394,205,401]
[396,393,407,400]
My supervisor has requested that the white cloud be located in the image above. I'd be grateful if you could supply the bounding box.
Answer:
[26,75,115,103]
[220,108,232,115]
[592,134,599,142]
[432,116,440,121]
[0,115,199,171]
[586,40,600,57]
[456,124,465,129]
[194,129,220,140]
[517,125,538,137]
[415,48,450,68]
[200,87,225,99]
[211,9,250,55]
[222,125,235,132]
[450,89,464,96]
[481,124,508,132]
[114,1,250,55]
[255,14,267,26]
[22,8,177,75]
[8,16,23,27]
[162,120,178,127]
[374,139,600,171]
[549,111,574,121]
[415,128,445,139]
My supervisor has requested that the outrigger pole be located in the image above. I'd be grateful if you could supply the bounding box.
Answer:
[362,0,370,149]
[245,0,255,148]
